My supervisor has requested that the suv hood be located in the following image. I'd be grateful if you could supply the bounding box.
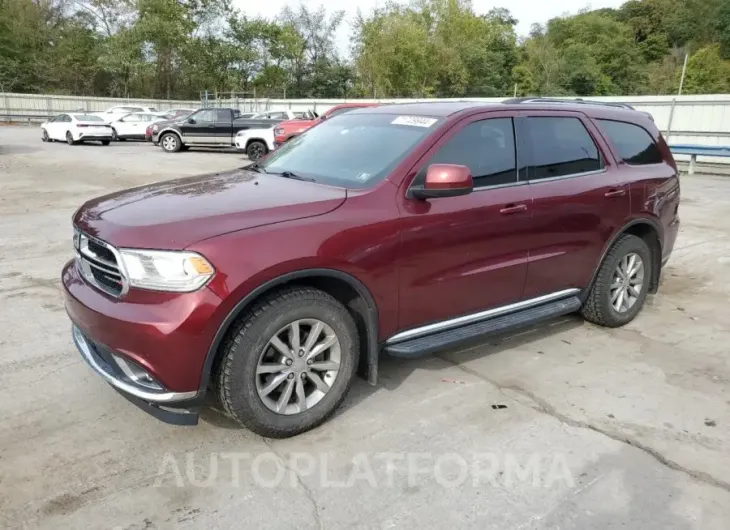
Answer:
[73,168,347,249]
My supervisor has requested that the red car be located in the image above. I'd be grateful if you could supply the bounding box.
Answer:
[273,102,379,146]
[64,99,680,438]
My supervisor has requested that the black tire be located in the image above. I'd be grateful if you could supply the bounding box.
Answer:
[41,129,48,142]
[581,234,652,328]
[111,128,118,141]
[66,131,76,145]
[160,133,181,152]
[246,140,268,161]
[101,140,110,146]
[216,287,359,438]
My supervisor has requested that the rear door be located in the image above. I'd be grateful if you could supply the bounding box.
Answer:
[396,112,533,332]
[214,109,233,144]
[520,112,631,298]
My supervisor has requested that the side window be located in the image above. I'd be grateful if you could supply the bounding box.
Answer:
[526,117,603,180]
[193,110,216,122]
[63,115,71,122]
[269,112,287,119]
[597,119,663,165]
[215,109,231,122]
[420,118,517,188]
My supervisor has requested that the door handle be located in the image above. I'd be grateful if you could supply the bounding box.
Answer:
[605,188,627,198]
[499,204,528,215]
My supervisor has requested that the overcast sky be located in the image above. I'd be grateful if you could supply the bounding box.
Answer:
[238,0,626,57]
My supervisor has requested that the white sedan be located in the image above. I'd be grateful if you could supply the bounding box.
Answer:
[110,112,168,141]
[93,105,159,123]
[41,114,112,145]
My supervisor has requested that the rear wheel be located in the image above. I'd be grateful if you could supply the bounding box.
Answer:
[581,234,652,328]
[66,131,76,145]
[246,140,267,161]
[216,287,359,438]
[101,140,110,146]
[160,133,181,152]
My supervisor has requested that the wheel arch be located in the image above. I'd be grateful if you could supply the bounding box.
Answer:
[158,128,183,143]
[199,268,380,395]
[590,218,663,295]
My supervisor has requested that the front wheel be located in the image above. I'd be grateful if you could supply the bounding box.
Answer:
[246,140,267,161]
[216,287,359,438]
[66,131,76,145]
[160,133,181,153]
[582,234,652,328]
[101,140,110,146]
[41,129,49,142]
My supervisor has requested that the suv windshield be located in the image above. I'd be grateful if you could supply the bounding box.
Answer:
[259,113,441,188]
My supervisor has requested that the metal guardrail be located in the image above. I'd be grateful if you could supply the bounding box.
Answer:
[669,144,730,175]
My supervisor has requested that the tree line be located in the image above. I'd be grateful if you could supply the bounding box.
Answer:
[1,0,729,100]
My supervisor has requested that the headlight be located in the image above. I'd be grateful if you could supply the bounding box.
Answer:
[274,128,284,136]
[152,124,159,131]
[118,249,214,292]
[236,130,246,136]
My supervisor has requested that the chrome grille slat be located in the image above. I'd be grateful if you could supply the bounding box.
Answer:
[75,229,128,296]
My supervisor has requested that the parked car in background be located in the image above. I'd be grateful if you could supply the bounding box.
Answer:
[273,103,377,146]
[254,109,316,120]
[93,105,158,123]
[41,113,112,145]
[111,112,169,141]
[163,108,196,120]
[234,123,277,160]
[63,100,680,437]
[155,108,284,153]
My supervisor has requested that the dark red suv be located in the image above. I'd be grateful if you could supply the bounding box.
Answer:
[63,100,680,437]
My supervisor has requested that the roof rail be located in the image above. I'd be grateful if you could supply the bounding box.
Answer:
[502,97,635,110]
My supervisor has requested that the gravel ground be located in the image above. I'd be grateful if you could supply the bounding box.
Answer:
[1,125,729,530]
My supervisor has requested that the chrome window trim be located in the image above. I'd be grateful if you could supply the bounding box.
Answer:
[526,168,607,184]
[386,288,581,344]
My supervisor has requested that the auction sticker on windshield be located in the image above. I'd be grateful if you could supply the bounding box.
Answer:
[391,116,438,128]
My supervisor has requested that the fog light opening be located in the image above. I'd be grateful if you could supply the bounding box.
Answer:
[112,354,163,390]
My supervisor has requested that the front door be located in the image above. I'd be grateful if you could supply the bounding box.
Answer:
[395,113,533,333]
[520,112,631,298]
[182,109,218,144]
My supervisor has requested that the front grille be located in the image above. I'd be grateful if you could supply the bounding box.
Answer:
[76,231,127,296]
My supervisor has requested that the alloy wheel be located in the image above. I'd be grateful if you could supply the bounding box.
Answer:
[255,319,341,415]
[610,252,645,313]
[162,135,177,151]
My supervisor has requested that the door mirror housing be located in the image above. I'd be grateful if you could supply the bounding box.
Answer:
[411,164,474,200]
[187,118,196,124]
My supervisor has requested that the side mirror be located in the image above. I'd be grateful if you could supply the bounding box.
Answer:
[319,115,327,121]
[187,118,196,124]
[411,164,474,200]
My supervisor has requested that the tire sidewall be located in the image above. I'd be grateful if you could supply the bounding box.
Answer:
[66,132,74,145]
[223,295,358,434]
[42,129,48,142]
[247,141,266,161]
[596,236,652,325]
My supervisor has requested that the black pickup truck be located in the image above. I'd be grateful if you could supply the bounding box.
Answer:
[154,108,282,153]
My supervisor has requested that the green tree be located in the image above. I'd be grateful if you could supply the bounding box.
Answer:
[683,44,730,94]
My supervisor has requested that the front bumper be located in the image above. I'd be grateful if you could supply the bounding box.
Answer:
[235,137,246,150]
[63,259,223,424]
[72,326,200,425]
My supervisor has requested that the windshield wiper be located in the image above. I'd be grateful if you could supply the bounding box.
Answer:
[246,162,267,174]
[275,171,316,182]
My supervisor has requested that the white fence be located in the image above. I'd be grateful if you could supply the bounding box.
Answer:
[2,92,730,162]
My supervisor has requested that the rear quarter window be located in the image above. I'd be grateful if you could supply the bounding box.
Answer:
[597,119,663,165]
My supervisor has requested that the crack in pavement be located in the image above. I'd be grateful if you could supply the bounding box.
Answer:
[260,437,324,530]
[437,355,730,493]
